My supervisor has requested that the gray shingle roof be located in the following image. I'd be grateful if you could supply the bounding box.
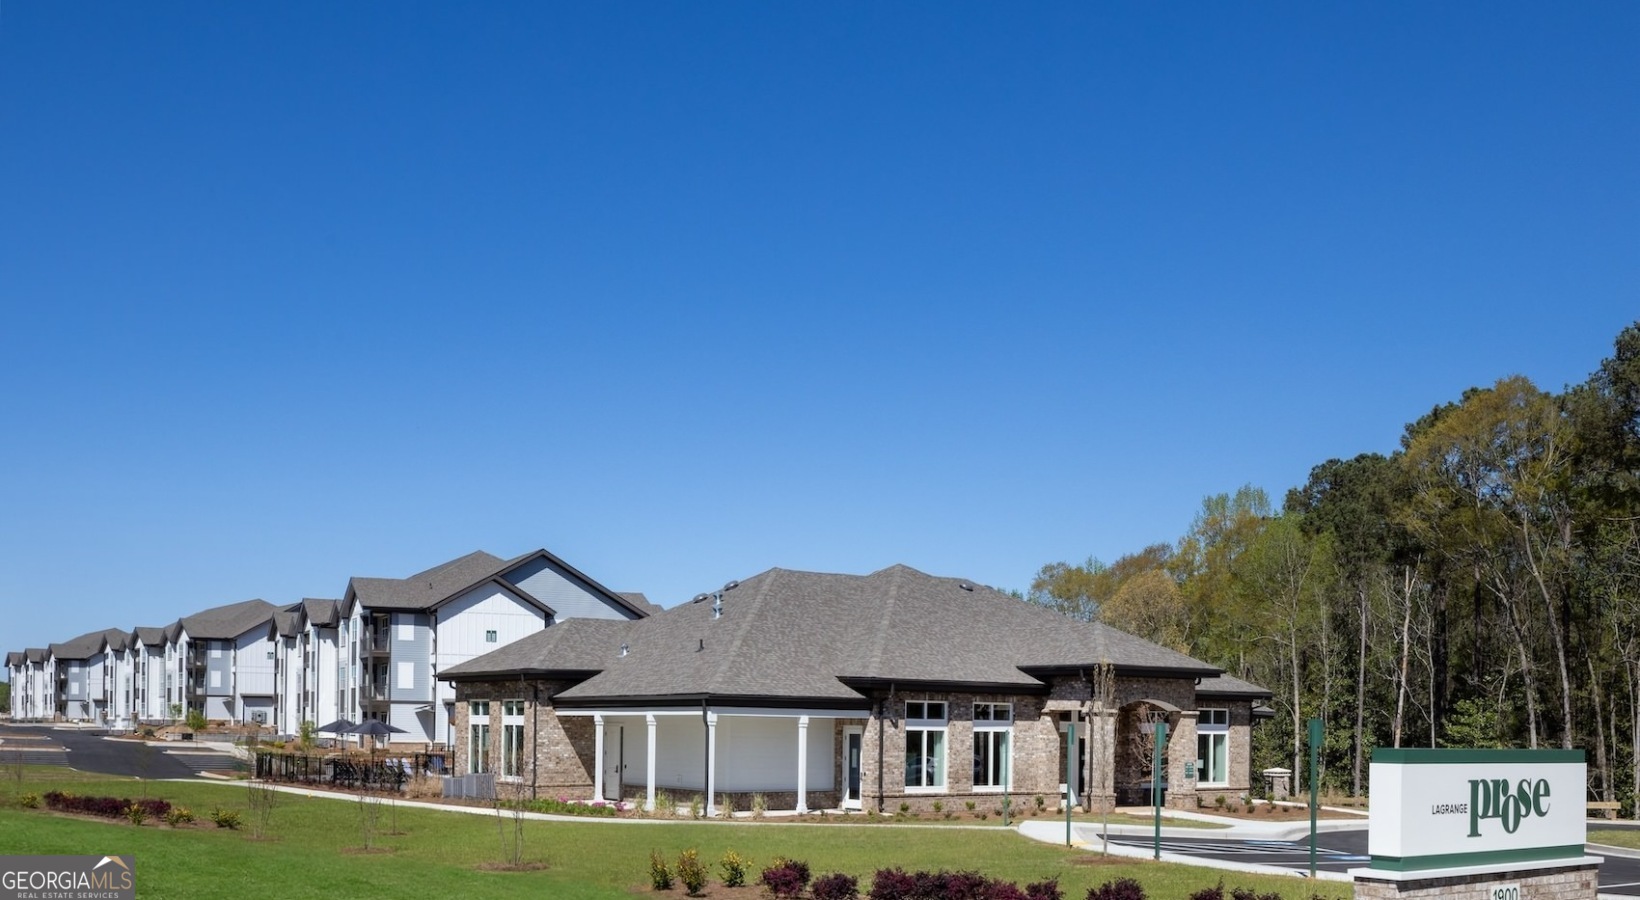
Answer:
[25,648,48,664]
[618,592,662,615]
[1196,673,1272,699]
[131,626,167,646]
[442,618,637,679]
[5,651,22,667]
[48,628,129,661]
[346,548,647,619]
[179,599,279,640]
[301,598,340,627]
[449,564,1242,706]
[272,606,305,638]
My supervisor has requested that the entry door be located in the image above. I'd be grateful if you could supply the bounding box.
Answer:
[843,727,863,809]
[603,725,624,801]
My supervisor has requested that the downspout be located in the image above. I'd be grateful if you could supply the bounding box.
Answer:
[701,697,709,815]
[527,676,538,801]
[877,683,894,814]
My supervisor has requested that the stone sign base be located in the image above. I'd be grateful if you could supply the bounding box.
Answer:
[1351,858,1602,900]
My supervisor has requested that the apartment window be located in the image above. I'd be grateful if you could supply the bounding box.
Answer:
[501,700,526,780]
[1196,708,1229,786]
[485,630,498,643]
[904,701,947,790]
[266,651,275,660]
[469,701,492,774]
[972,702,1012,790]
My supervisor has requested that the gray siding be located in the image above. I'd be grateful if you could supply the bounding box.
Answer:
[391,613,432,702]
[206,641,233,696]
[507,557,636,622]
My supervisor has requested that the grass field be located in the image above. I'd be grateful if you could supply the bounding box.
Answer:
[1590,829,1640,850]
[0,771,1350,899]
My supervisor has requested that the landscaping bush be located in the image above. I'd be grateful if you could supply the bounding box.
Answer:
[1086,878,1145,900]
[164,807,195,827]
[124,802,149,826]
[208,806,242,830]
[676,849,707,896]
[760,858,812,899]
[719,849,750,887]
[521,796,624,817]
[1230,890,1283,900]
[813,873,861,900]
[1189,883,1224,900]
[649,849,673,890]
[19,793,39,809]
[1025,878,1063,900]
[43,791,169,821]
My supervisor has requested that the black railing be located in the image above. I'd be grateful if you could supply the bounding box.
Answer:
[253,751,449,792]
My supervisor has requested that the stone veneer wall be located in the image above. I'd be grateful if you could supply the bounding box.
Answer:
[1353,863,1598,900]
[449,675,1258,814]
[452,680,595,797]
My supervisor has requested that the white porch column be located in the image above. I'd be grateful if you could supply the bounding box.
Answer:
[645,714,657,812]
[796,715,810,814]
[593,715,606,802]
[705,711,718,817]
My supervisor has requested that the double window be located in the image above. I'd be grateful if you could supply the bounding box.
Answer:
[469,701,491,774]
[502,700,526,780]
[1196,708,1229,786]
[972,702,1012,790]
[904,701,948,790]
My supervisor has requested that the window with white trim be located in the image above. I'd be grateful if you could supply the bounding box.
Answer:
[469,701,491,774]
[1196,708,1229,786]
[972,702,1012,790]
[904,701,947,790]
[501,700,526,780]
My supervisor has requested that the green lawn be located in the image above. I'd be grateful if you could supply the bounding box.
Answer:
[0,773,1349,899]
[1590,829,1640,850]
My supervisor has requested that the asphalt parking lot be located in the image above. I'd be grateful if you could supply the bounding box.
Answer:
[0,724,244,779]
[1103,828,1640,897]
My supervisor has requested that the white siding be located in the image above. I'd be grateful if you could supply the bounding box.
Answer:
[717,716,836,792]
[432,584,546,747]
[235,631,277,698]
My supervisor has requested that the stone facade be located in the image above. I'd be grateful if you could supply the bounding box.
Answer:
[452,679,596,797]
[448,675,1260,814]
[1352,863,1598,899]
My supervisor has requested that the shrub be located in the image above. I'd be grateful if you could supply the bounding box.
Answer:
[1189,883,1224,900]
[687,795,703,819]
[869,867,916,900]
[164,807,195,827]
[1214,795,1227,810]
[812,873,860,900]
[125,802,149,826]
[1033,795,1045,811]
[43,791,169,821]
[932,800,944,814]
[676,849,707,896]
[186,710,208,732]
[899,801,911,814]
[1086,878,1146,900]
[19,793,39,809]
[965,800,977,812]
[654,790,674,818]
[759,858,811,899]
[751,793,767,818]
[718,793,737,818]
[1229,890,1283,900]
[719,849,750,887]
[208,806,242,830]
[1025,878,1063,900]
[649,849,673,890]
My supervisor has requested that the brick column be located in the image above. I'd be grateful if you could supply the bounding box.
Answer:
[1166,710,1198,810]
[1087,705,1117,814]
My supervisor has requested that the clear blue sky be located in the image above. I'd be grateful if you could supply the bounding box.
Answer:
[2,3,1636,656]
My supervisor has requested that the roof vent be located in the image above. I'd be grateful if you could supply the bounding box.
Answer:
[619,642,629,658]
[697,638,705,652]
[722,580,740,592]
[692,593,711,604]
[958,582,974,592]
[711,597,723,620]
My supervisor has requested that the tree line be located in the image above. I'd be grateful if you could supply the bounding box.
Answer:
[1028,321,1640,813]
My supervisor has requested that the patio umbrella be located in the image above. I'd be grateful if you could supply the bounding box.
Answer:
[314,718,355,735]
[349,720,406,738]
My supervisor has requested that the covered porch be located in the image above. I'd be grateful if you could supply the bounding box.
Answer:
[560,705,867,815]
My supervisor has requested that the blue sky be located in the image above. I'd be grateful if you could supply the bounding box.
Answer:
[2,3,1635,655]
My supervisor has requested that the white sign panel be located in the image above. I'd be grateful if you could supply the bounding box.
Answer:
[1368,749,1585,872]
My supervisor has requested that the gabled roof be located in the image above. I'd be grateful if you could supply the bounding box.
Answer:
[48,627,129,661]
[301,598,340,627]
[5,651,22,667]
[131,626,167,646]
[25,648,48,664]
[618,592,663,615]
[442,618,636,679]
[448,564,1241,707]
[344,548,648,620]
[163,620,184,643]
[1196,673,1272,699]
[178,598,279,641]
[272,605,306,638]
